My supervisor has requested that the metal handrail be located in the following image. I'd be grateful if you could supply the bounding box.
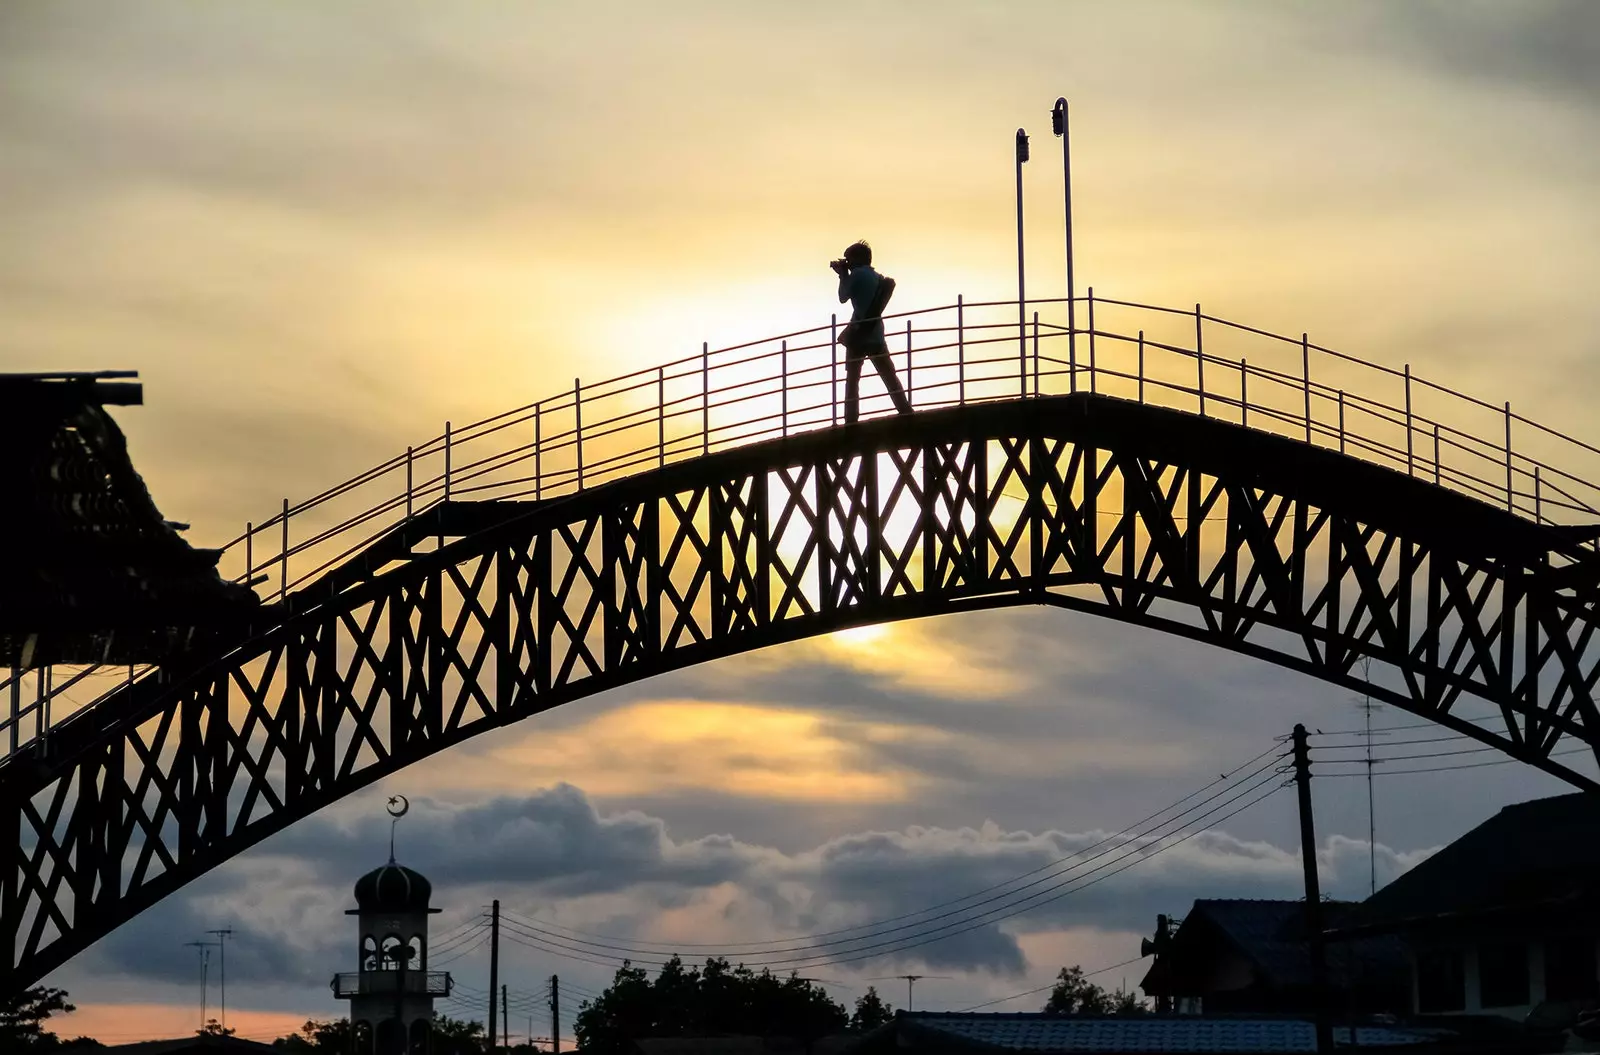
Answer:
[7,291,1599,755]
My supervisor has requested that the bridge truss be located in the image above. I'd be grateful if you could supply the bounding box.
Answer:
[5,296,1600,991]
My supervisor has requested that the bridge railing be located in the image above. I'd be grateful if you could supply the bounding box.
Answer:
[7,293,1600,755]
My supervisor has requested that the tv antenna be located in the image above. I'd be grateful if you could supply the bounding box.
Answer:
[869,974,950,1011]
[183,939,219,1030]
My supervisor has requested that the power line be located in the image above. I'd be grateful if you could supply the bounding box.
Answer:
[956,954,1150,1012]
[497,771,1286,973]
[1315,743,1590,776]
[496,742,1288,964]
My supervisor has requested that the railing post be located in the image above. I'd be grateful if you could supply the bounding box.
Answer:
[575,378,584,489]
[1301,334,1311,444]
[702,341,710,454]
[1240,359,1248,428]
[779,342,788,438]
[1338,391,1346,453]
[1535,466,1542,524]
[405,447,414,517]
[1137,331,1145,403]
[444,421,452,500]
[830,314,838,426]
[906,322,914,407]
[1433,424,1441,485]
[280,497,289,600]
[1504,401,1513,512]
[1195,303,1205,417]
[1087,287,1097,394]
[957,297,966,403]
[1031,312,1039,396]
[1404,365,1413,476]
[534,403,542,500]
[659,366,668,461]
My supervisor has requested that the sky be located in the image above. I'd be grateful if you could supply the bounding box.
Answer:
[3,0,1599,1044]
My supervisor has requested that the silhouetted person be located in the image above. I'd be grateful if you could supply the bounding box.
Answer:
[832,241,911,424]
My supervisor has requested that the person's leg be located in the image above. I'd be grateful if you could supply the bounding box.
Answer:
[844,349,865,424]
[867,344,913,415]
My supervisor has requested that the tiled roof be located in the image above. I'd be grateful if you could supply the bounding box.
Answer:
[903,1014,1451,1053]
[101,1037,280,1054]
[0,373,258,665]
[1357,792,1600,926]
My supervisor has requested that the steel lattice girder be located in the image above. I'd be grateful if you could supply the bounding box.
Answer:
[4,392,1600,993]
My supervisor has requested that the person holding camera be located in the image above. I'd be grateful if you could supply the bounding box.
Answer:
[832,241,911,425]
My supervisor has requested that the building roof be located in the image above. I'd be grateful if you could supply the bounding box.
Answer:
[1141,900,1407,995]
[0,372,258,666]
[637,1038,854,1055]
[888,1014,1455,1053]
[99,1036,280,1054]
[1356,791,1600,928]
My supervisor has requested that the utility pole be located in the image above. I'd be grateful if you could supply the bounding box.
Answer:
[489,901,500,1053]
[550,974,561,1055]
[502,985,510,1055]
[206,929,234,1031]
[1292,724,1332,1055]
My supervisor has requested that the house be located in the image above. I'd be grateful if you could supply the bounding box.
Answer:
[1138,899,1410,1015]
[1339,791,1600,1022]
[840,1011,1543,1055]
[94,1036,280,1054]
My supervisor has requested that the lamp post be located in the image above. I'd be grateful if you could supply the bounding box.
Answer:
[1015,127,1030,397]
[1052,97,1075,368]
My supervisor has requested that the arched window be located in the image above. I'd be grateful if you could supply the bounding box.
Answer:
[380,934,408,970]
[412,932,427,970]
[361,935,380,972]
[353,1019,373,1055]
[409,1016,431,1055]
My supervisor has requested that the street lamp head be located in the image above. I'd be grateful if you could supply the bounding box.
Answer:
[1052,98,1068,137]
[1015,128,1030,164]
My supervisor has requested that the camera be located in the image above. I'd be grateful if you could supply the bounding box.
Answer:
[830,258,849,274]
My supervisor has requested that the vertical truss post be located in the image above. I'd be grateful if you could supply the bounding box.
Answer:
[659,366,668,463]
[1031,312,1040,396]
[702,341,710,454]
[1404,365,1413,476]
[779,343,787,437]
[280,498,289,600]
[1087,287,1097,394]
[1504,402,1514,512]
[906,321,914,407]
[444,420,453,500]
[1195,303,1205,418]
[1137,331,1145,403]
[1302,334,1312,443]
[831,314,838,426]
[575,378,584,489]
[957,297,966,403]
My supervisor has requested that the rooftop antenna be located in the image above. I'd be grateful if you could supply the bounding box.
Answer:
[182,940,217,1030]
[1353,658,1383,896]
[869,974,950,1011]
[386,794,410,863]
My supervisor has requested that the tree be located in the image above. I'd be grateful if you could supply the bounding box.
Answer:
[0,986,76,1049]
[575,957,848,1055]
[849,987,895,1033]
[198,1019,236,1037]
[431,1014,489,1055]
[1041,966,1115,1015]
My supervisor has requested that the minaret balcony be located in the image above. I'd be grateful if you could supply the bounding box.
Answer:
[332,970,453,998]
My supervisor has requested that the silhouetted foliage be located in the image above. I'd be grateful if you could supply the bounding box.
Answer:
[1041,966,1149,1015]
[0,986,76,1049]
[849,986,895,1032]
[575,957,848,1055]
[273,1015,493,1053]
[198,1018,236,1036]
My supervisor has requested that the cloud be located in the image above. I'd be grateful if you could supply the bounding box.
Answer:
[60,781,1432,1007]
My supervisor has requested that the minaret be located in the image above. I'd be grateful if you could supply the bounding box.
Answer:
[332,796,451,1054]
